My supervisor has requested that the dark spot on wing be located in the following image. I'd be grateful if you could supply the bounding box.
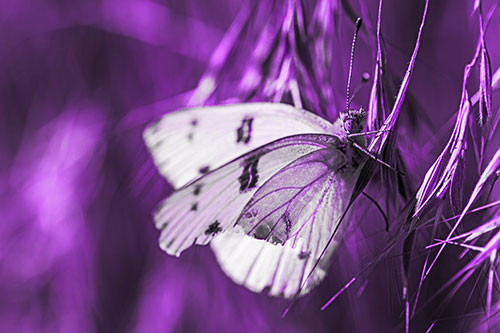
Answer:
[193,184,203,196]
[199,165,210,174]
[243,208,258,219]
[152,137,165,149]
[153,201,166,216]
[270,236,283,244]
[238,154,262,192]
[236,116,253,144]
[187,132,194,141]
[282,212,292,239]
[253,224,270,239]
[262,286,272,294]
[190,203,198,211]
[205,221,222,236]
[298,251,310,260]
[252,222,284,244]
[190,119,198,126]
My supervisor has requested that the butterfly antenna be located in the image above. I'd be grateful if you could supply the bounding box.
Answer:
[346,18,363,112]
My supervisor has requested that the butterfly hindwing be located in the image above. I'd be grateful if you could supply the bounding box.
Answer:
[209,140,361,297]
[155,134,338,257]
[211,232,330,298]
[237,146,346,245]
[143,103,335,188]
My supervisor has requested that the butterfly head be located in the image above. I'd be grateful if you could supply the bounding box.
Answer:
[339,108,366,135]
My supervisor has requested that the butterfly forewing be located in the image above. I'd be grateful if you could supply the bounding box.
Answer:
[155,134,337,257]
[143,103,335,188]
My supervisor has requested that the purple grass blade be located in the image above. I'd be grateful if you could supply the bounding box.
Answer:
[368,0,430,154]
[419,199,500,228]
[467,3,499,170]
[489,105,500,141]
[188,2,253,106]
[474,0,481,13]
[486,249,497,319]
[449,230,500,293]
[493,64,500,90]
[405,291,410,333]
[412,5,493,219]
[425,322,436,333]
[424,212,500,243]
[478,39,492,128]
[425,147,500,277]
[435,98,470,199]
[321,277,356,310]
[475,2,493,171]
[412,204,444,317]
[464,215,500,242]
[427,240,484,253]
[367,0,385,133]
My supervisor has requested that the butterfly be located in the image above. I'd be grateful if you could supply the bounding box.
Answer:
[144,102,368,298]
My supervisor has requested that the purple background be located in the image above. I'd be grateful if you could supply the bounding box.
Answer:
[1,0,500,332]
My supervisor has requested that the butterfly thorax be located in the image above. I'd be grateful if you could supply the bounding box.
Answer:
[329,108,366,169]
[331,109,366,141]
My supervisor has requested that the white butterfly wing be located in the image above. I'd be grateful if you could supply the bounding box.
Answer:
[210,145,361,297]
[210,233,334,298]
[143,103,335,188]
[155,134,337,257]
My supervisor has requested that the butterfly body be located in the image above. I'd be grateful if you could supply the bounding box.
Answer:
[145,103,365,298]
